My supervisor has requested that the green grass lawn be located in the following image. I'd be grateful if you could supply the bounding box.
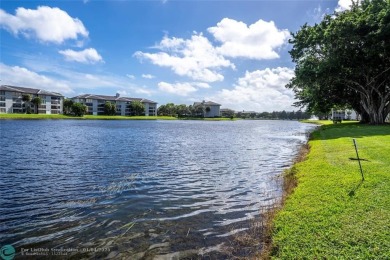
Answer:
[271,122,390,258]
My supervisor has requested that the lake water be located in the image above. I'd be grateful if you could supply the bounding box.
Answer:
[0,120,315,258]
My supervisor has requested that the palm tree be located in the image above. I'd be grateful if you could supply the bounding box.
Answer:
[22,94,31,113]
[31,96,43,114]
[205,106,211,117]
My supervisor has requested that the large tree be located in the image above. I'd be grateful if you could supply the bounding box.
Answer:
[63,99,74,115]
[287,0,390,124]
[71,103,87,117]
[22,94,32,114]
[31,96,42,114]
[129,100,145,116]
[104,101,116,116]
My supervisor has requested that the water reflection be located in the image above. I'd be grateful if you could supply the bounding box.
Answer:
[0,120,315,258]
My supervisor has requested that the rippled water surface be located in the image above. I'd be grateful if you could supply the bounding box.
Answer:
[0,120,314,258]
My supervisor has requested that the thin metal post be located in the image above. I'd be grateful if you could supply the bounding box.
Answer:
[353,139,364,180]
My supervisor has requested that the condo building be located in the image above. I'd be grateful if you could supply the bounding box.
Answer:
[71,93,158,116]
[0,85,63,114]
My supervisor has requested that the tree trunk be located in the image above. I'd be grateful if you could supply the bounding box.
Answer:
[360,92,385,125]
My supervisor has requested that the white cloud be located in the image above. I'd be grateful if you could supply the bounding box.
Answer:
[335,0,354,12]
[59,48,103,64]
[118,88,153,97]
[209,67,295,112]
[134,33,235,82]
[0,6,88,44]
[0,63,73,94]
[158,82,199,96]
[208,18,289,60]
[126,74,136,80]
[308,5,329,23]
[194,82,211,89]
[142,74,155,79]
[134,87,154,96]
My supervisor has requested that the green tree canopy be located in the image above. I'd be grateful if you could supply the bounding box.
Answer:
[129,100,145,116]
[104,102,116,116]
[22,94,31,103]
[72,103,87,117]
[287,0,390,124]
[22,94,32,114]
[31,96,42,114]
[63,99,74,115]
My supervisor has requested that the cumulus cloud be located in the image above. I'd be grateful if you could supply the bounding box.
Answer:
[126,74,136,80]
[209,67,295,112]
[142,74,155,79]
[59,48,103,63]
[158,82,208,96]
[116,88,153,97]
[0,6,88,44]
[208,18,289,60]
[0,63,73,94]
[134,33,235,82]
[335,0,354,12]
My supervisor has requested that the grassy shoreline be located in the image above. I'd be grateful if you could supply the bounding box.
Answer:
[268,121,390,258]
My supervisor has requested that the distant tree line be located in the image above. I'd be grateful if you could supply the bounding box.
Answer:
[236,110,311,120]
[157,102,311,120]
[157,103,206,117]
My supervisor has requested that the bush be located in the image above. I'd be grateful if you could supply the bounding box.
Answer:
[71,103,87,117]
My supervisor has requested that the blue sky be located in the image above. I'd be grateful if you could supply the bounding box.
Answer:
[1,0,351,111]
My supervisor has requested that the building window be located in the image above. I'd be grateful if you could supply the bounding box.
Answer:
[13,92,20,97]
[0,102,5,107]
[0,108,6,113]
[0,96,5,101]
[0,91,5,95]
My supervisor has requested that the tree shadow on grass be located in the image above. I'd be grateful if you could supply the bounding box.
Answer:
[312,123,390,140]
[348,180,364,197]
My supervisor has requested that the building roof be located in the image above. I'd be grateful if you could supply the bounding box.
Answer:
[0,85,63,96]
[71,93,157,104]
[193,101,221,106]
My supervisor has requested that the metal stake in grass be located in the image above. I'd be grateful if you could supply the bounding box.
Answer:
[352,139,364,181]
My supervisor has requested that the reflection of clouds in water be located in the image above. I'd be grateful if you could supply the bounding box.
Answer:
[1,120,315,258]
